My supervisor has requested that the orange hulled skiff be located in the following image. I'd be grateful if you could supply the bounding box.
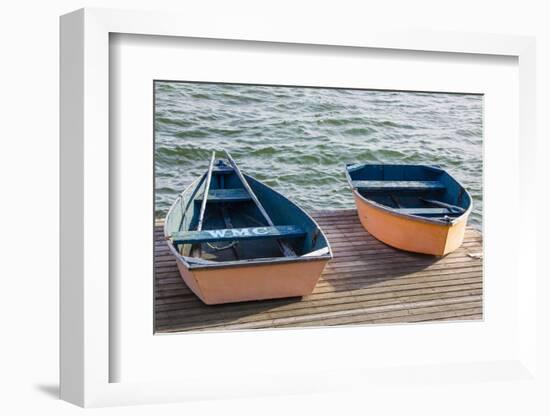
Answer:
[345,163,472,256]
[164,152,332,304]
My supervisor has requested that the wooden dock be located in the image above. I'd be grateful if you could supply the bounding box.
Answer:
[155,209,483,333]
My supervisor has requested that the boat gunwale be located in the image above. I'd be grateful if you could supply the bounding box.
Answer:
[163,168,333,271]
[345,163,473,227]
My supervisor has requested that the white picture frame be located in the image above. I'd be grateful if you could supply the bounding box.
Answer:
[60,8,538,408]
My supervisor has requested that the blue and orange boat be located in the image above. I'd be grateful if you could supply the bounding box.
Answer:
[345,163,472,256]
[164,151,332,304]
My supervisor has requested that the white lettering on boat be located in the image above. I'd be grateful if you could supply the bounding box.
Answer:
[205,227,273,239]
[207,229,228,238]
[231,228,251,237]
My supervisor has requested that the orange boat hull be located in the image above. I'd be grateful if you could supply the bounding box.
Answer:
[175,258,329,305]
[353,191,468,256]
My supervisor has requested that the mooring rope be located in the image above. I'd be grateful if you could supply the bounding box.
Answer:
[206,241,237,251]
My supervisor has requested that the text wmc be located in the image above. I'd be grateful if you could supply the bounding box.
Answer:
[206,227,270,238]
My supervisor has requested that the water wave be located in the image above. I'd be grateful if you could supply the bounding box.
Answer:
[155,82,483,229]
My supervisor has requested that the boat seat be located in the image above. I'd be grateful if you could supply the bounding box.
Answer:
[351,180,445,192]
[394,208,457,216]
[195,188,252,203]
[212,166,234,175]
[171,225,306,244]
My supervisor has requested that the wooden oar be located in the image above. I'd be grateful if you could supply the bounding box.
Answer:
[174,171,208,255]
[176,172,207,233]
[192,151,216,257]
[224,151,297,257]
[197,151,216,231]
[420,198,465,214]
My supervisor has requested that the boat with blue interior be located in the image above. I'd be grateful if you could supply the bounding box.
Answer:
[345,163,472,255]
[164,151,332,304]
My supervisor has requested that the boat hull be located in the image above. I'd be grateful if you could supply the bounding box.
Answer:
[353,192,468,256]
[165,161,332,305]
[175,257,329,305]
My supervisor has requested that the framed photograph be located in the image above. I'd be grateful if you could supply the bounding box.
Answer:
[152,80,483,333]
[60,8,538,407]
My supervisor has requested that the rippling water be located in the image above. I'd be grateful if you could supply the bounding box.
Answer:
[155,82,483,229]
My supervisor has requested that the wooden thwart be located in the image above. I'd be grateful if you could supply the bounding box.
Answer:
[211,166,234,175]
[172,225,306,244]
[195,188,251,203]
[351,180,445,191]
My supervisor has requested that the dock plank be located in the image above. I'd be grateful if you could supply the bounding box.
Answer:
[155,209,482,332]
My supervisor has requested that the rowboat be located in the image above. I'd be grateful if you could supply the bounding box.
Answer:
[345,164,472,256]
[164,151,332,305]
